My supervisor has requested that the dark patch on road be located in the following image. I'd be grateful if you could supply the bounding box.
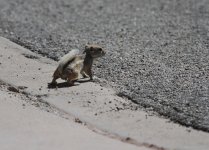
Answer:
[22,53,39,59]
[7,86,19,93]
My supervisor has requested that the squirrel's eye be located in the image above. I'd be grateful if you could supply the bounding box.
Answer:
[90,47,94,51]
[99,48,102,51]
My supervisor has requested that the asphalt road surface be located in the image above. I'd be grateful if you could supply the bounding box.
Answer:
[0,0,209,132]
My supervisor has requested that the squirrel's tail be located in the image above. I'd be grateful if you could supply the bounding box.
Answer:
[57,49,80,74]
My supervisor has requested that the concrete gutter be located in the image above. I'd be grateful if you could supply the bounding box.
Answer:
[0,83,143,150]
[0,37,209,150]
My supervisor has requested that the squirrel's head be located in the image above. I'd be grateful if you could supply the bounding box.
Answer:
[84,44,106,58]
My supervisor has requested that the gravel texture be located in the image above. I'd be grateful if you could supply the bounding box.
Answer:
[0,0,209,132]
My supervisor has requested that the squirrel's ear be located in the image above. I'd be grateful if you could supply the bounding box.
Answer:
[85,45,88,50]
[84,45,92,53]
[83,45,88,53]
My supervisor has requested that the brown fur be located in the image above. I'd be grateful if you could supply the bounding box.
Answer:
[50,44,105,86]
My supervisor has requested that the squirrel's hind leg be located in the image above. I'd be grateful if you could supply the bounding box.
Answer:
[67,79,75,86]
[66,71,79,86]
[49,70,60,86]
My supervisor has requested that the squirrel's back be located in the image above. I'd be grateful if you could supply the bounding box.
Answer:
[57,49,80,73]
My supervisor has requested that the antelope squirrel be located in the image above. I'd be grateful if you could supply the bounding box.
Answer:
[50,44,105,86]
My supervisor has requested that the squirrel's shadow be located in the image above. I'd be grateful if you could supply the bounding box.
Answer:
[48,78,91,89]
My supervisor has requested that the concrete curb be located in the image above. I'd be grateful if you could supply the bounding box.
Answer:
[0,37,209,150]
[0,82,144,150]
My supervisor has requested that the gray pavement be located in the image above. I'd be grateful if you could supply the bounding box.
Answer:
[0,0,209,132]
[1,37,209,150]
